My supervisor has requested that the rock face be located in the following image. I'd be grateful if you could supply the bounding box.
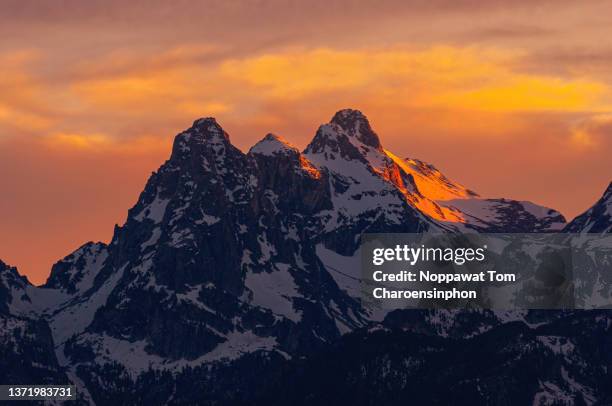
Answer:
[0,260,68,386]
[304,109,566,232]
[0,109,609,405]
[565,182,612,233]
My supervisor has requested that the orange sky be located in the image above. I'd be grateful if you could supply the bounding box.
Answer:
[1,0,611,284]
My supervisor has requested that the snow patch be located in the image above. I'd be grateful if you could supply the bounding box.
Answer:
[135,195,170,223]
[245,264,302,322]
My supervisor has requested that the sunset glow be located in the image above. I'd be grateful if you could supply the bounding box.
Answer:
[1,0,611,283]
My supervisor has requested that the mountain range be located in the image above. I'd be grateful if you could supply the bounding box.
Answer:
[1,109,610,405]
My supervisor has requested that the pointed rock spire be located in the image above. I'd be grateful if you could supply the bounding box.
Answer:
[330,109,382,149]
[191,117,230,141]
[170,117,233,162]
[304,108,384,161]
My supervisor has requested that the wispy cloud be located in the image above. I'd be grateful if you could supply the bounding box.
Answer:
[1,44,610,146]
[570,113,612,148]
[1,0,612,283]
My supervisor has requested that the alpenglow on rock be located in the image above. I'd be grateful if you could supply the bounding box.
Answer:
[0,109,609,405]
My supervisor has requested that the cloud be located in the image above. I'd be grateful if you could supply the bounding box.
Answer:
[570,113,612,148]
[220,47,609,113]
[2,44,610,149]
[67,44,225,81]
[0,0,568,25]
[46,132,112,149]
[1,0,612,284]
[43,132,170,155]
[518,47,612,80]
[460,25,555,41]
[0,46,232,149]
[0,50,59,136]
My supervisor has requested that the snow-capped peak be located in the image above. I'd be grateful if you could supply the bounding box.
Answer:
[248,133,299,156]
[329,108,382,149]
[302,110,429,227]
[302,109,569,230]
[304,109,388,169]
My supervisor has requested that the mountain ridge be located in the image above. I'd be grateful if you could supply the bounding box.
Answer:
[0,109,610,405]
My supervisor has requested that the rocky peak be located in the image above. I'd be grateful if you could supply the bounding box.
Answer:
[304,109,386,164]
[329,109,382,150]
[191,117,228,140]
[248,133,299,156]
[0,260,31,316]
[0,260,29,286]
[44,242,109,295]
[170,117,235,163]
[248,133,324,180]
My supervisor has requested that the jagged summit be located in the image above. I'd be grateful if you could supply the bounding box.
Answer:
[248,133,299,156]
[330,108,367,125]
[2,109,610,403]
[188,117,229,141]
[0,259,28,284]
[304,109,384,164]
[168,116,245,173]
[0,259,33,316]
[301,109,568,228]
[170,117,231,158]
[132,111,571,233]
[329,108,382,149]
[193,116,217,126]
